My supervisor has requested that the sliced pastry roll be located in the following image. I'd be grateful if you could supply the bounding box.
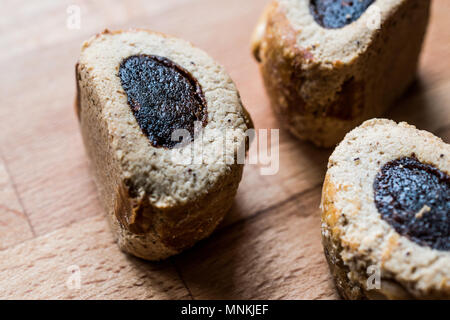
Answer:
[321,119,449,299]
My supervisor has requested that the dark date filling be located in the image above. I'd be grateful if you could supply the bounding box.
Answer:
[119,55,207,148]
[374,157,449,251]
[310,0,375,29]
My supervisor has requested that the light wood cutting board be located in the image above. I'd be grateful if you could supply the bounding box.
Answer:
[0,0,448,299]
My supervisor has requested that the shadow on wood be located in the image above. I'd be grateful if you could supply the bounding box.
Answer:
[387,76,450,142]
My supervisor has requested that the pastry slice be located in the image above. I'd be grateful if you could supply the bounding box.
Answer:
[321,119,449,299]
[252,0,430,147]
[76,29,253,260]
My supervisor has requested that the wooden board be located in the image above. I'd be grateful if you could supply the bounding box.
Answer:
[0,0,448,299]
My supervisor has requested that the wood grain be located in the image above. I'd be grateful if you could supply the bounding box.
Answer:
[0,0,448,299]
[175,188,338,300]
[0,215,189,299]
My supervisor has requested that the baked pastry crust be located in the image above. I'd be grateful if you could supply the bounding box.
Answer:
[252,0,430,147]
[321,119,449,299]
[76,29,253,260]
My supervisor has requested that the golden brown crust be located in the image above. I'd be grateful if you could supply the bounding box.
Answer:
[113,164,242,254]
[257,3,313,115]
[254,2,361,147]
[251,1,278,63]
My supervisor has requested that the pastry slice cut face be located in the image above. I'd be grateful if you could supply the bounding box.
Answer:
[118,54,208,149]
[252,0,431,147]
[76,29,253,261]
[321,119,449,299]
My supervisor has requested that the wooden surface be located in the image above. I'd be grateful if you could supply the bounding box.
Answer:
[0,0,448,299]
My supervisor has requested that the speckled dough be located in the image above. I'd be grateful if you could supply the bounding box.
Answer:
[76,29,253,261]
[321,119,449,299]
[252,0,431,147]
